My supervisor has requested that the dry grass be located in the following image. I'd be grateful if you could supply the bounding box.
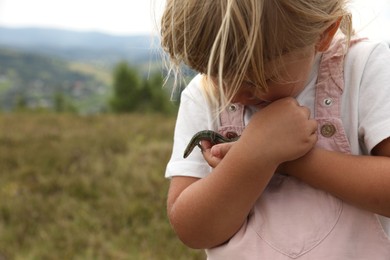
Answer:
[0,113,205,260]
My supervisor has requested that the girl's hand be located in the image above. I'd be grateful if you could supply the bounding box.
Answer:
[201,97,317,168]
[201,140,235,168]
[240,97,318,166]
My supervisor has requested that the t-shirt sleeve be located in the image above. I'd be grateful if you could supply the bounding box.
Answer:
[358,42,390,153]
[165,75,214,179]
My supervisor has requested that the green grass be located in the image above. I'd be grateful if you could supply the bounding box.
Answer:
[0,113,205,259]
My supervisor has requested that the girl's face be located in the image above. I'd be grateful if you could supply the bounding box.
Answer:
[231,47,316,107]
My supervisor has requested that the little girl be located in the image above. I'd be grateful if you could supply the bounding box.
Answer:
[161,0,390,258]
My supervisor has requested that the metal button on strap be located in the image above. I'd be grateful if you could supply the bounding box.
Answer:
[226,131,238,139]
[323,98,333,106]
[321,123,336,138]
[228,104,237,112]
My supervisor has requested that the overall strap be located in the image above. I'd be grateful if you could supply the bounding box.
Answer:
[218,103,245,139]
[315,37,365,153]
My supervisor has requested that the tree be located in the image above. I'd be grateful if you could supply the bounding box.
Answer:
[54,92,77,113]
[110,62,141,113]
[110,61,177,114]
[143,72,175,114]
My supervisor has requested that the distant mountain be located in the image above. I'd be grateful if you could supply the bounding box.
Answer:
[0,27,161,65]
[0,27,167,113]
[0,46,110,113]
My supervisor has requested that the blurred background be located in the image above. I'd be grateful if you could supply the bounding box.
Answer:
[0,0,388,259]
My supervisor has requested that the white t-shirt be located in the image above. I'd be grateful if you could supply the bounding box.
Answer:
[165,39,390,234]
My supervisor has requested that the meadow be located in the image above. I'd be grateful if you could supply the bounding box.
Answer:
[0,113,205,259]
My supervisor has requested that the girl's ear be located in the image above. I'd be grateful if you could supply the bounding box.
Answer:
[316,17,342,52]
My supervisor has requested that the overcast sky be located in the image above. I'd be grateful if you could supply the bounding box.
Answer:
[0,0,166,35]
[0,0,389,41]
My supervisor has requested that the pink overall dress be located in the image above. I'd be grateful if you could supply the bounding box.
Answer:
[207,38,390,259]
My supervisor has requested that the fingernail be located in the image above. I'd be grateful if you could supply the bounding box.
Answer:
[211,146,220,157]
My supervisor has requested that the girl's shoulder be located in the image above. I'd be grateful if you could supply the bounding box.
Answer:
[182,74,204,91]
[180,74,219,115]
[343,37,390,76]
[346,37,390,60]
[180,74,206,101]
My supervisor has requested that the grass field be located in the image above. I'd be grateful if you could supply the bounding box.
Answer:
[0,113,205,259]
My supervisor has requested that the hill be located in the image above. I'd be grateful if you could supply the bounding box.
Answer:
[0,27,161,65]
[0,47,111,114]
[0,27,166,114]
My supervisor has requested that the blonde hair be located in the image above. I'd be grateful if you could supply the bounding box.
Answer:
[160,0,352,108]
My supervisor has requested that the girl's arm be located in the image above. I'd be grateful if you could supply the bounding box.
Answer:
[281,138,390,217]
[167,142,277,249]
[167,98,317,249]
[205,136,390,217]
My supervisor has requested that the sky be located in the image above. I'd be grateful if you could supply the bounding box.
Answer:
[0,0,167,35]
[0,0,389,41]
